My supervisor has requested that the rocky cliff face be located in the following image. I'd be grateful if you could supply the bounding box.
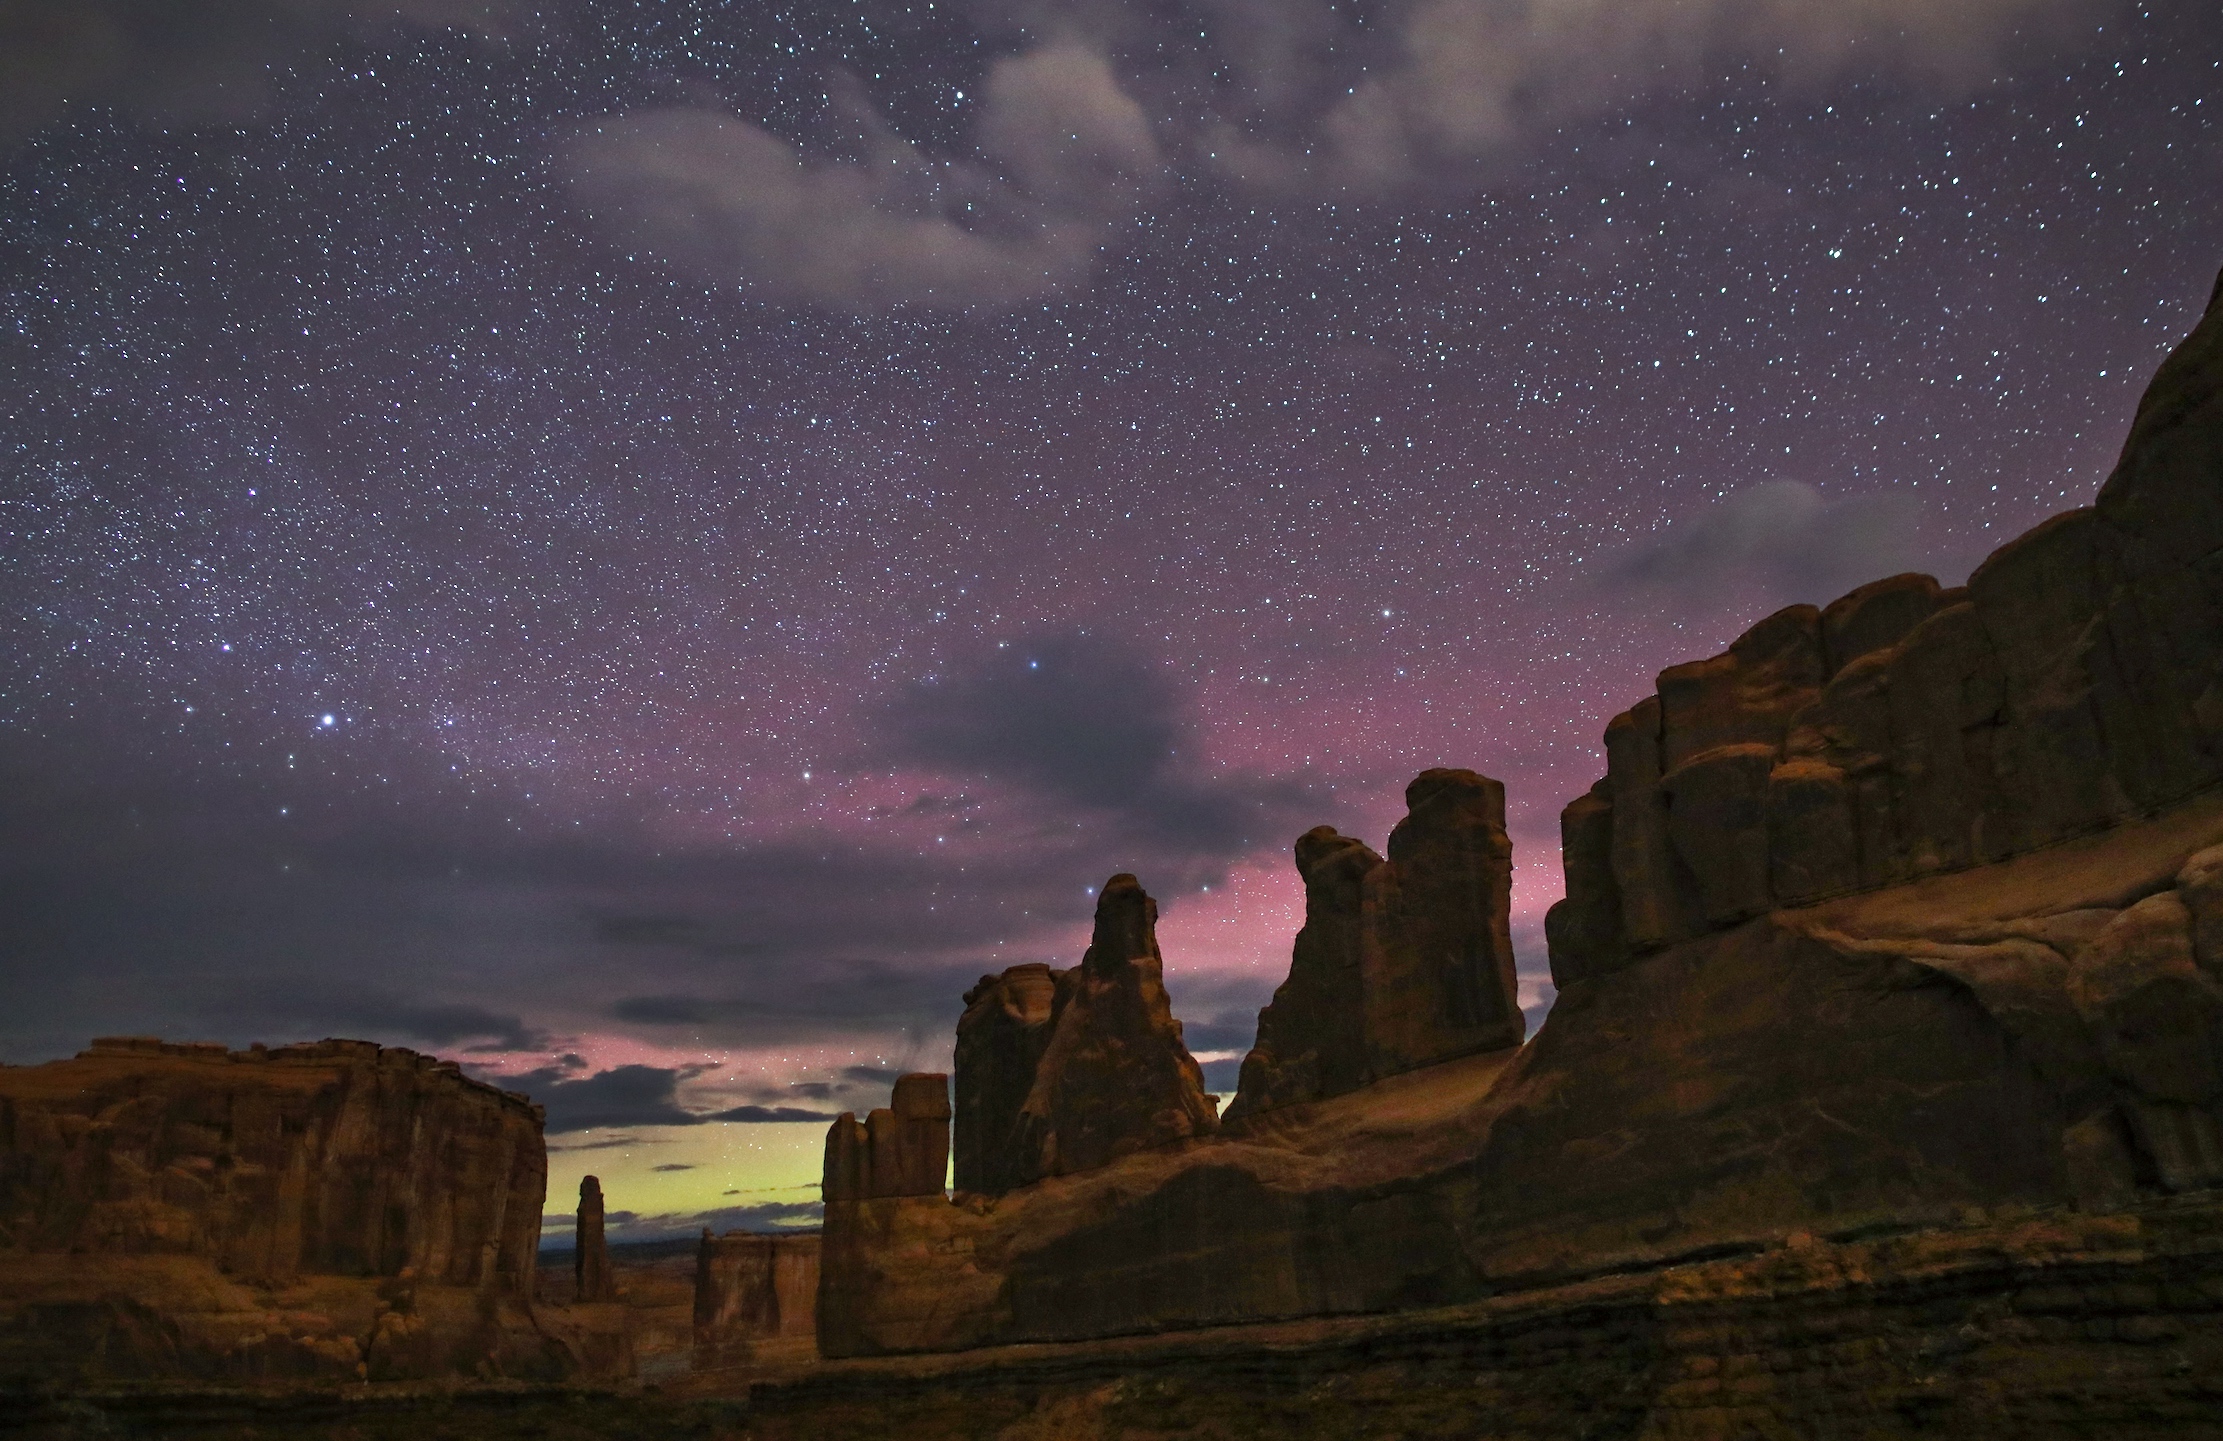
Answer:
[1550,269,2223,980]
[811,267,2223,1363]
[0,1037,545,1292]
[952,963,1059,1196]
[693,1229,819,1370]
[1227,769,1523,1122]
[0,1037,566,1384]
[944,875,1220,1197]
[824,1073,951,1202]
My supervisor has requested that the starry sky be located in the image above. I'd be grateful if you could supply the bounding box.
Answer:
[3,0,2219,1239]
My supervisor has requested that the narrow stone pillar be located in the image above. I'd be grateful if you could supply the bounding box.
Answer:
[575,1174,614,1303]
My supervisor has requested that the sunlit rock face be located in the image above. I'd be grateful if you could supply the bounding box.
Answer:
[1226,768,1524,1124]
[0,1036,566,1384]
[1550,266,2223,981]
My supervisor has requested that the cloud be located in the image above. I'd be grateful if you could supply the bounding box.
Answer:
[885,631,1311,857]
[502,1063,704,1133]
[982,0,2091,196]
[704,1104,844,1124]
[1598,481,1960,611]
[0,0,531,148]
[568,41,1162,311]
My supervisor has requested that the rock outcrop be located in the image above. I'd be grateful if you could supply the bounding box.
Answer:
[946,877,1219,1198]
[1227,769,1523,1122]
[693,1229,820,1370]
[952,964,1059,1196]
[824,1073,951,1202]
[575,1176,614,1303]
[1008,875,1221,1184]
[1550,269,2223,981]
[0,1036,564,1384]
[810,267,2223,1364]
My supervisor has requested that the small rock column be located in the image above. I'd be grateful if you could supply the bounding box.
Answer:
[575,1175,614,1303]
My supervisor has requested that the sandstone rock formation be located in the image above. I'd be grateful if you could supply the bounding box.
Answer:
[1007,874,1221,1183]
[575,1175,614,1303]
[1550,268,2223,981]
[824,1073,951,1201]
[0,1036,565,1384]
[693,1229,820,1370]
[811,267,2223,1363]
[1227,769,1523,1122]
[953,963,1059,1196]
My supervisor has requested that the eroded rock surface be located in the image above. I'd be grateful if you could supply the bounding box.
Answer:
[1549,269,2223,978]
[0,1037,563,1384]
[693,1229,819,1370]
[824,1073,951,1202]
[815,269,2223,1363]
[953,964,1060,1196]
[1227,769,1522,1122]
[1008,875,1221,1183]
[575,1176,614,1303]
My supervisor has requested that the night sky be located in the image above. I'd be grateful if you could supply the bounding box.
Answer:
[3,0,2219,1237]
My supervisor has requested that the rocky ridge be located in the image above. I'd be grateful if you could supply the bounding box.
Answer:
[811,266,2223,1363]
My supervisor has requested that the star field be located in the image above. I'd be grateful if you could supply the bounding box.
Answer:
[2,0,2219,1234]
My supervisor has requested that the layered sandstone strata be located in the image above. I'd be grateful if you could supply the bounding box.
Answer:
[0,1037,563,1384]
[1225,768,1523,1122]
[824,1073,952,1202]
[1549,268,2223,977]
[693,1229,820,1370]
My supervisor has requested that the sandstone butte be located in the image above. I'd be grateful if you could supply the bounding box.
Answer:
[807,265,2223,1380]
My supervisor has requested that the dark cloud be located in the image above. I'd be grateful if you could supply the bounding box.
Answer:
[1174,1014,1260,1055]
[649,1163,695,1172]
[886,631,1314,857]
[503,1063,702,1133]
[705,1104,844,1124]
[1598,481,1972,614]
[0,0,530,148]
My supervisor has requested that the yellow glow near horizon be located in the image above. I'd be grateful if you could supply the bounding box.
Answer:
[540,1119,826,1239]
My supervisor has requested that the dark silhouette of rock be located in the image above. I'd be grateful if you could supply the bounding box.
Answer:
[1227,769,1523,1122]
[823,1072,950,1201]
[953,964,1060,1196]
[575,1176,614,1303]
[0,1036,566,1384]
[1009,875,1220,1182]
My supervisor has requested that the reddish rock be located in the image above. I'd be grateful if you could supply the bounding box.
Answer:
[0,1037,564,1384]
[1009,875,1220,1182]
[953,964,1060,1196]
[693,1229,819,1369]
[1549,265,2223,969]
[823,1073,950,1201]
[575,1175,614,1303]
[1228,770,1522,1122]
